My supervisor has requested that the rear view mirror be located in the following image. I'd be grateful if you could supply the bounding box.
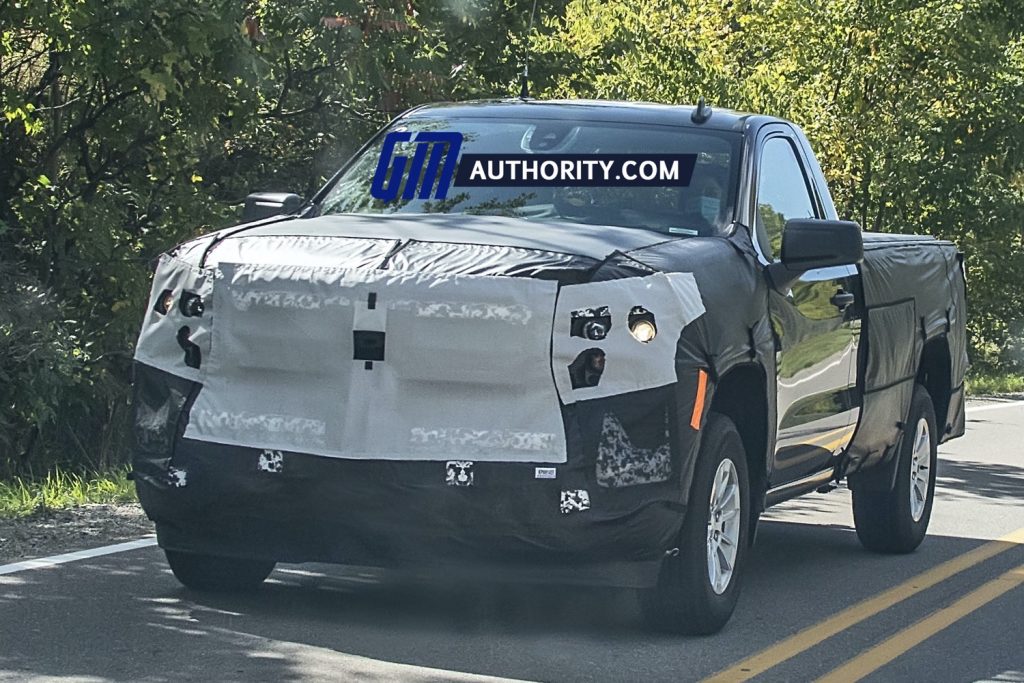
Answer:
[768,218,863,290]
[242,192,304,223]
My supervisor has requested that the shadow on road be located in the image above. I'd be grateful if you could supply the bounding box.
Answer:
[0,519,1015,682]
[936,459,1024,502]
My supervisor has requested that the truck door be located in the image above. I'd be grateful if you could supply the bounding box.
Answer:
[754,134,861,486]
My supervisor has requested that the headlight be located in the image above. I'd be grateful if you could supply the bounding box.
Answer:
[628,307,657,343]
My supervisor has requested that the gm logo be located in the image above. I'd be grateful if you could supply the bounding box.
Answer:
[370,131,463,202]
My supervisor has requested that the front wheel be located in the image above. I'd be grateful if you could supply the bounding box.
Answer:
[641,413,750,634]
[852,384,938,553]
[165,549,275,592]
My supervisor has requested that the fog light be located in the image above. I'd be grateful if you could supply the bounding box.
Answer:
[568,348,605,389]
[628,307,657,343]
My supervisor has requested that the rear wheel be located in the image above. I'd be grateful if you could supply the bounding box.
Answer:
[852,384,937,553]
[641,413,750,634]
[165,549,275,592]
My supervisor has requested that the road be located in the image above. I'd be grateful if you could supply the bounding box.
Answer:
[1,399,1022,682]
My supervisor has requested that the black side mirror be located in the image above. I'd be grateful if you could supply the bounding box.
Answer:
[768,218,863,290]
[242,192,304,223]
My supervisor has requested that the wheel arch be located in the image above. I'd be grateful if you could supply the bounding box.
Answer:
[708,363,770,515]
[917,336,952,432]
[845,335,950,498]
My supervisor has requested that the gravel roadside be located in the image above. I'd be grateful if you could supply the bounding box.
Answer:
[0,504,154,565]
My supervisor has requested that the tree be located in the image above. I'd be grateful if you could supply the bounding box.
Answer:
[0,0,560,473]
[2,0,1021,474]
[534,0,1024,370]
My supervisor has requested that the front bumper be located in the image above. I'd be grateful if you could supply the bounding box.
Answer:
[138,436,683,564]
[131,296,707,587]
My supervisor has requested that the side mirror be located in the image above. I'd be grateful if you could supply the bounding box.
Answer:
[768,218,863,290]
[242,192,304,223]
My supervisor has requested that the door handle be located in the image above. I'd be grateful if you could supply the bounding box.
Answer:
[830,289,855,311]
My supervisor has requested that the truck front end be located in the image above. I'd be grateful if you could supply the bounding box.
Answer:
[131,101,752,587]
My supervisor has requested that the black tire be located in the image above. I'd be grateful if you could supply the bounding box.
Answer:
[852,384,938,553]
[641,413,750,634]
[165,549,275,592]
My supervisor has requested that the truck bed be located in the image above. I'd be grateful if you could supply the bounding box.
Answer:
[844,232,968,475]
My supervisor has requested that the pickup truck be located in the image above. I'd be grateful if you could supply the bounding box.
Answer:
[131,99,968,634]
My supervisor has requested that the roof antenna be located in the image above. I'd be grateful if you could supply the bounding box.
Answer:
[692,97,712,124]
[518,0,540,99]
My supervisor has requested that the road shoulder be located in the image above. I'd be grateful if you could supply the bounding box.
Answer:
[0,503,153,564]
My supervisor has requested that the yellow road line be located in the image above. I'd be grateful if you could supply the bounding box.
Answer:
[793,424,856,453]
[702,527,1024,683]
[804,425,855,445]
[816,563,1024,683]
[820,430,856,453]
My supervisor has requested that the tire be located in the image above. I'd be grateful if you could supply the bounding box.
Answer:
[852,384,937,554]
[641,413,750,634]
[164,549,275,592]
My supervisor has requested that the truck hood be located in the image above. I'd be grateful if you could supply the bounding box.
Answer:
[172,214,675,266]
[172,213,677,276]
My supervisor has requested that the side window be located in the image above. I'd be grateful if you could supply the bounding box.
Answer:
[756,137,817,259]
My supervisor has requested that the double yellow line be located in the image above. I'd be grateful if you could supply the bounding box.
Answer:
[807,424,857,454]
[704,527,1024,683]
[819,562,1024,681]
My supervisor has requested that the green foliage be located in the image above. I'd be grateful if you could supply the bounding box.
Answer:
[0,468,136,518]
[1,0,263,474]
[0,261,82,472]
[965,368,1024,395]
[534,0,1024,371]
[1,0,1022,475]
[0,0,552,474]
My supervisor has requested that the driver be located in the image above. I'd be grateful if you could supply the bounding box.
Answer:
[679,172,724,234]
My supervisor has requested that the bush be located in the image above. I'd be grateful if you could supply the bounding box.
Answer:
[0,261,85,477]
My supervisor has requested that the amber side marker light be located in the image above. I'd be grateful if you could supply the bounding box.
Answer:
[690,369,708,430]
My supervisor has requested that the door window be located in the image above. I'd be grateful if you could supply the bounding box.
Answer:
[756,138,817,258]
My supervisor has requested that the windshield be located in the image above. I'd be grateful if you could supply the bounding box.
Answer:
[320,115,741,236]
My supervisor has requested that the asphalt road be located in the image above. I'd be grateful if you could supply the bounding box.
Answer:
[1,399,1022,682]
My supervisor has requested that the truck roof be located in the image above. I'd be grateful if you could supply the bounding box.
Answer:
[404,98,779,134]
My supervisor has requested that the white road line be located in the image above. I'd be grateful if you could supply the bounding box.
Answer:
[0,537,157,576]
[967,400,1024,414]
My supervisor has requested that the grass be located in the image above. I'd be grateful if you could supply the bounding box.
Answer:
[0,468,137,519]
[965,368,1024,396]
